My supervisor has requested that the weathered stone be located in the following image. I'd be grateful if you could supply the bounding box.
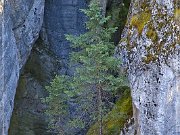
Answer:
[0,0,44,134]
[8,38,57,135]
[9,0,88,134]
[117,0,180,134]
[41,0,87,75]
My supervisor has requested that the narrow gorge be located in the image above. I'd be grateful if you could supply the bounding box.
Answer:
[0,0,179,135]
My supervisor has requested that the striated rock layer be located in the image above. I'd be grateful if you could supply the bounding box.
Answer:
[0,0,44,134]
[117,0,180,135]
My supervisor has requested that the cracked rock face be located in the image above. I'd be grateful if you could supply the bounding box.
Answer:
[117,0,180,135]
[0,0,44,134]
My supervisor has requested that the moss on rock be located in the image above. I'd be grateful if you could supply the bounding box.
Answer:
[175,9,180,18]
[175,9,180,24]
[87,90,132,135]
[146,24,158,42]
[130,11,151,34]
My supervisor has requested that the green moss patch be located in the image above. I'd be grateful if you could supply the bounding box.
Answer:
[175,9,180,24]
[130,12,151,34]
[175,9,180,18]
[146,24,158,42]
[143,53,158,64]
[87,90,133,135]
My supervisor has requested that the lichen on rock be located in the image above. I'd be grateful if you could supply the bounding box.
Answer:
[130,11,151,34]
[116,0,180,134]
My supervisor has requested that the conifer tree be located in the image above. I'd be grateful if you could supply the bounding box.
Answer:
[43,1,124,134]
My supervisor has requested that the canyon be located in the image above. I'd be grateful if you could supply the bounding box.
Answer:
[0,0,179,135]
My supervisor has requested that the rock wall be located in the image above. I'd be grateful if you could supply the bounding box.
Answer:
[0,0,44,134]
[117,0,180,134]
[8,39,56,135]
[9,0,88,134]
[9,0,130,134]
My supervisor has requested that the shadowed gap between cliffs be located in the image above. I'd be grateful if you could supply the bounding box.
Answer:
[9,0,131,134]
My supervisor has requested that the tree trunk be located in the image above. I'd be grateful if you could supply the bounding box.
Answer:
[98,85,103,135]
[117,0,179,134]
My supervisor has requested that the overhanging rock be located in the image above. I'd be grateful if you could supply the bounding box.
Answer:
[0,0,44,134]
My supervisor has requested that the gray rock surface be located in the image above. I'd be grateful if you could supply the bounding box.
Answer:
[41,0,87,75]
[8,39,57,135]
[4,0,179,134]
[9,0,88,134]
[0,0,44,134]
[117,0,180,134]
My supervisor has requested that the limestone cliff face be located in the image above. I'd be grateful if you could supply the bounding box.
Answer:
[1,0,126,134]
[0,0,44,134]
[117,0,180,134]
[9,0,88,134]
[3,0,180,134]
